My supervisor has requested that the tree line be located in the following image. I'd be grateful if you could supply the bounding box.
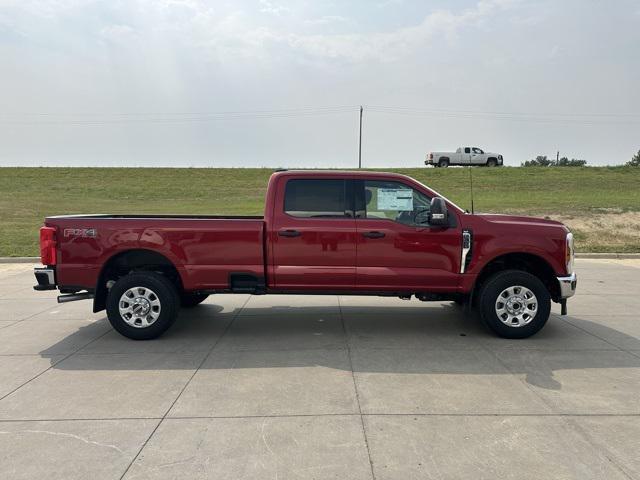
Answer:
[521,149,640,167]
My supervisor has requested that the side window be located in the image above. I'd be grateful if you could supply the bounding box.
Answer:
[472,147,483,154]
[284,179,347,218]
[464,147,471,154]
[363,181,431,226]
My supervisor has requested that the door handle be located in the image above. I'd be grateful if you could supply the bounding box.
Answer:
[278,229,301,238]
[362,231,385,239]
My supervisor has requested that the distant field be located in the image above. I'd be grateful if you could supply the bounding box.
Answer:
[1,166,639,256]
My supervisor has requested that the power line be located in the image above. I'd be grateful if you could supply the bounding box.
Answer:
[1,104,639,126]
[0,106,359,125]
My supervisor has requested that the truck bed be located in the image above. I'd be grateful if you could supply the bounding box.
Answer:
[46,214,266,292]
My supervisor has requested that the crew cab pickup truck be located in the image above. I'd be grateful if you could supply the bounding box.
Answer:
[426,147,504,167]
[34,170,576,340]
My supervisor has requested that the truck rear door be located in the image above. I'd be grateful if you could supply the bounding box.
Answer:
[269,177,357,289]
[462,147,472,165]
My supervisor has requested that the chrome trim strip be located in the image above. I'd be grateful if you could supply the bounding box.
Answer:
[557,272,577,299]
[460,230,472,274]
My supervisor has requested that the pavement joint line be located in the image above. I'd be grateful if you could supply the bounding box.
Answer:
[0,301,65,327]
[0,320,21,330]
[561,316,640,358]
[117,294,252,480]
[479,339,639,479]
[564,417,636,480]
[337,295,377,480]
[1,413,640,423]
[0,327,113,403]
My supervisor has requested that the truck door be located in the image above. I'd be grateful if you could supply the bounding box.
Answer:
[471,147,484,165]
[462,147,472,165]
[270,177,357,289]
[354,179,461,291]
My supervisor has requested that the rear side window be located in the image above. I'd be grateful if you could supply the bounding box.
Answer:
[284,179,347,218]
[464,147,471,153]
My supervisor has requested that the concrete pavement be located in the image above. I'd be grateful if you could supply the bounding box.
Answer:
[0,259,639,479]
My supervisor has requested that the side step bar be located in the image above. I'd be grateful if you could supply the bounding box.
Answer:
[57,292,94,303]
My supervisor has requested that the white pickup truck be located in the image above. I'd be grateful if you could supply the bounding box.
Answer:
[426,147,503,167]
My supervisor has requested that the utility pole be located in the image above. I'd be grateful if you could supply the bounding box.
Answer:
[557,151,560,164]
[358,105,363,169]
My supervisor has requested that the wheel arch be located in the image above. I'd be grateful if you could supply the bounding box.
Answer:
[471,252,560,303]
[93,249,184,313]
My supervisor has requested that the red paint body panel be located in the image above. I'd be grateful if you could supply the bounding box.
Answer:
[43,170,571,298]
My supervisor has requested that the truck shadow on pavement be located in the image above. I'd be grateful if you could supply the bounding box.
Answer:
[38,302,640,391]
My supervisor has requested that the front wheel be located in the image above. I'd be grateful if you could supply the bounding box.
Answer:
[486,159,497,167]
[106,272,180,340]
[477,270,550,339]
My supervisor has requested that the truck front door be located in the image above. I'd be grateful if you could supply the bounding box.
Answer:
[354,179,461,291]
[471,147,485,165]
[270,178,357,290]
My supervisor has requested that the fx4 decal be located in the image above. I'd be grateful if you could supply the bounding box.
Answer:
[63,228,97,238]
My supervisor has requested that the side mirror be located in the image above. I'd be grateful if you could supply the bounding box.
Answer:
[429,197,449,226]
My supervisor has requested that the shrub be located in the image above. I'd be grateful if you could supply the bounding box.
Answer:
[521,155,587,167]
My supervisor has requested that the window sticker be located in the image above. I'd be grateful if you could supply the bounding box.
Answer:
[377,189,413,211]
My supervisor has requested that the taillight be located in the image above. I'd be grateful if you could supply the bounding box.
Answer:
[40,226,57,266]
[429,153,433,160]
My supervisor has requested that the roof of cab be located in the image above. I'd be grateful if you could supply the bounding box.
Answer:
[270,169,413,181]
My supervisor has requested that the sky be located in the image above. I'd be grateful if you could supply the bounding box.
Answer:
[1,0,639,168]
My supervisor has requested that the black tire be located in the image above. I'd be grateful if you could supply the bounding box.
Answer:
[181,293,209,308]
[106,272,180,340]
[486,158,497,167]
[438,158,450,168]
[477,270,550,339]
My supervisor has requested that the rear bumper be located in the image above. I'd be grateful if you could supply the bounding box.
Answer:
[557,272,577,299]
[34,267,57,291]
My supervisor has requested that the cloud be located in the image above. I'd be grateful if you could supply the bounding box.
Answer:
[286,0,517,62]
[258,0,290,16]
[303,15,349,26]
[0,0,517,64]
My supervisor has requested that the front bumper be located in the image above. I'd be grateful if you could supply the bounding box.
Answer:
[557,272,577,299]
[34,267,57,291]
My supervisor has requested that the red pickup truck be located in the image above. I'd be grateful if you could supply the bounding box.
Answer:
[34,170,576,340]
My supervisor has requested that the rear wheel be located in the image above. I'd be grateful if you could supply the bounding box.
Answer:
[181,293,209,308]
[438,158,450,168]
[106,272,180,340]
[477,270,550,338]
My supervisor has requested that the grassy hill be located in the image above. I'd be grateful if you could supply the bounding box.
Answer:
[1,166,639,256]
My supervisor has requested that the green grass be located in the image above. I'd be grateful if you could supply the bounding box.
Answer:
[1,166,639,256]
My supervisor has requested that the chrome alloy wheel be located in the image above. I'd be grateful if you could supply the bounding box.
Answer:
[494,285,538,327]
[118,286,161,328]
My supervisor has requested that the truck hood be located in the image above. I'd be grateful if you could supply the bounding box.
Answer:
[473,213,566,229]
